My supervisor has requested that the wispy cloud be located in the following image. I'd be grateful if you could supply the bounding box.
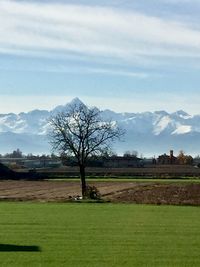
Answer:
[0,61,148,78]
[87,68,149,78]
[161,0,200,4]
[1,0,200,67]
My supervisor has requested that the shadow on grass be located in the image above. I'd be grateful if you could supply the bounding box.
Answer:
[0,244,41,252]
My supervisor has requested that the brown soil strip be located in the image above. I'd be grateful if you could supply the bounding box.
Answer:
[0,180,200,205]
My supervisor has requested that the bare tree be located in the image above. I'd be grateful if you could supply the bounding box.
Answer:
[48,103,124,198]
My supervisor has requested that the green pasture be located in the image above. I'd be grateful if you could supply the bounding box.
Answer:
[0,202,200,267]
[48,177,200,183]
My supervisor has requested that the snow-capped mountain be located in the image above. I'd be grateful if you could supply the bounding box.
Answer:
[1,97,200,156]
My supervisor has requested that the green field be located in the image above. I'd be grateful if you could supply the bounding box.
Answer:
[48,177,200,183]
[0,202,200,267]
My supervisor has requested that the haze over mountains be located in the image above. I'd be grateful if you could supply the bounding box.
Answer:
[1,98,200,156]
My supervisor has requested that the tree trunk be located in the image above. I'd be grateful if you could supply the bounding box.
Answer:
[79,164,87,198]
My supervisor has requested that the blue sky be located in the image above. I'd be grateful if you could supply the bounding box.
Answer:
[1,0,200,114]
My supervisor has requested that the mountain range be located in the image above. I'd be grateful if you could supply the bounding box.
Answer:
[1,97,200,156]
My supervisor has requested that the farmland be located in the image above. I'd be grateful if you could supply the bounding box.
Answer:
[1,179,200,205]
[0,202,200,267]
[1,175,200,266]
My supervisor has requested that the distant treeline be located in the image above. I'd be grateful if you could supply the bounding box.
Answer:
[1,149,200,168]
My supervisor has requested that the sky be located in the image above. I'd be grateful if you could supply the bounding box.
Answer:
[1,0,200,114]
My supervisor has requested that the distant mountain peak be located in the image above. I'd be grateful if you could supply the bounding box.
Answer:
[154,110,169,116]
[177,110,189,114]
[52,97,85,114]
[69,97,83,106]
[171,110,191,119]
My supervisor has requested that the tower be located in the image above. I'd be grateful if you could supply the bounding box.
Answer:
[170,150,174,164]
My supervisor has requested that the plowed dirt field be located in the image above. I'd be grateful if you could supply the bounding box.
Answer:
[1,180,200,205]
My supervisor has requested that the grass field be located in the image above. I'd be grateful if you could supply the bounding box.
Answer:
[49,177,200,183]
[0,202,200,267]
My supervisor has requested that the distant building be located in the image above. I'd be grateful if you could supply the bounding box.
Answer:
[103,156,143,168]
[157,150,177,164]
[193,157,200,167]
[23,159,62,169]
